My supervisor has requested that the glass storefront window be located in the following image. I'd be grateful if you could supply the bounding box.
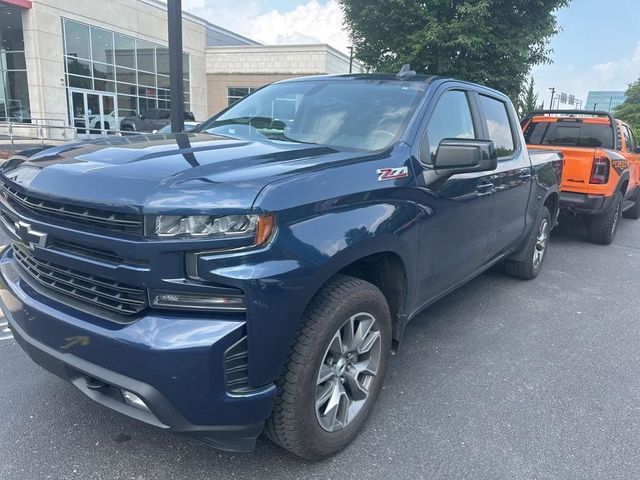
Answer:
[157,75,170,90]
[137,71,155,88]
[3,52,25,70]
[0,6,24,51]
[156,47,170,76]
[114,34,136,69]
[5,71,29,121]
[93,62,115,82]
[68,75,93,90]
[64,21,91,61]
[90,27,114,65]
[66,57,91,77]
[94,79,115,93]
[136,39,155,73]
[62,18,191,123]
[0,5,30,122]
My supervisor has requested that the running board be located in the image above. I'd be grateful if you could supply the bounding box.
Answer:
[622,200,636,212]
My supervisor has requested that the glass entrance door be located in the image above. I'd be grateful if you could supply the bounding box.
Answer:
[68,89,117,138]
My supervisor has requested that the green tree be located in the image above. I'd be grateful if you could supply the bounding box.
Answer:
[519,77,539,116]
[614,79,640,137]
[339,0,569,100]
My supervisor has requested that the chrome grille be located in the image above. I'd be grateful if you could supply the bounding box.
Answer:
[12,245,147,315]
[2,183,143,234]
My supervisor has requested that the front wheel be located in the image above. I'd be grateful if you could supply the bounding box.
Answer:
[266,275,391,460]
[505,206,551,280]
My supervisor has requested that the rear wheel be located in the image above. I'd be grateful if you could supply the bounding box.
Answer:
[266,275,391,460]
[505,206,551,280]
[586,190,622,245]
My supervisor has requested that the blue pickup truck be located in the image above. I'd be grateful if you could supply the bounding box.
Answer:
[0,73,563,460]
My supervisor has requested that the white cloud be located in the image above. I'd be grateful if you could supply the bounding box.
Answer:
[251,1,350,53]
[182,0,350,54]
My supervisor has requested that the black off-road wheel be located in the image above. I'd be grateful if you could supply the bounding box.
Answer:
[586,190,623,245]
[505,206,551,280]
[266,275,392,460]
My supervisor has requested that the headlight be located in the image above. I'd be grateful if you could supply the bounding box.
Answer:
[153,213,274,245]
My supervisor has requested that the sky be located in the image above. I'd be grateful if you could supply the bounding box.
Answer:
[183,0,640,104]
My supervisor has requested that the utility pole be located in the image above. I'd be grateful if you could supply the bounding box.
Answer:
[548,87,556,110]
[168,0,184,133]
[348,46,353,73]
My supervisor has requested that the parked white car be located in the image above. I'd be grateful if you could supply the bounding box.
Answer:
[89,109,137,131]
[153,121,201,134]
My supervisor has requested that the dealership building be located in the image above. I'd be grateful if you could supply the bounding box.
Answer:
[0,0,359,134]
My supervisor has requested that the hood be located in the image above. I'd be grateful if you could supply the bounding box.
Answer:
[0,133,369,214]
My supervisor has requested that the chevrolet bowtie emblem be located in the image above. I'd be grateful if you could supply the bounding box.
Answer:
[14,220,47,251]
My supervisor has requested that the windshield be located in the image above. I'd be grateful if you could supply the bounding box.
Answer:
[199,79,427,151]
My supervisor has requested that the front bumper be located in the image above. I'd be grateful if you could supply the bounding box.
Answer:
[0,249,276,452]
[559,191,611,215]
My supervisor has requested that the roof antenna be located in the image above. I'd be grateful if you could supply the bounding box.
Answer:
[396,63,416,79]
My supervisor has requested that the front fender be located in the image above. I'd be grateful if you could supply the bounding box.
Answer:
[198,199,420,387]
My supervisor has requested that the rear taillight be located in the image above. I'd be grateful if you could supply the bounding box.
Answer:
[590,156,610,184]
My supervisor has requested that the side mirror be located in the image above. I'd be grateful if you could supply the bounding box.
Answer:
[433,139,498,175]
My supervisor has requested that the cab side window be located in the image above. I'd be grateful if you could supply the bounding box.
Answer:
[623,125,636,152]
[424,90,476,164]
[479,95,517,158]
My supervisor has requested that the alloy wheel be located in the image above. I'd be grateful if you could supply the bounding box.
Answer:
[315,312,382,432]
[533,218,549,270]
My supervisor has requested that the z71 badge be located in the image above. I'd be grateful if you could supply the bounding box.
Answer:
[376,166,409,181]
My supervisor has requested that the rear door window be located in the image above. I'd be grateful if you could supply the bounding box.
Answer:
[478,95,516,158]
[524,120,614,149]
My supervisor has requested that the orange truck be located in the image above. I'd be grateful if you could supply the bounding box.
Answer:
[521,110,640,244]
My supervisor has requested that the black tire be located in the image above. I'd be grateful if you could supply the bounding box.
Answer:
[504,206,551,280]
[586,190,622,245]
[622,193,640,220]
[266,275,392,460]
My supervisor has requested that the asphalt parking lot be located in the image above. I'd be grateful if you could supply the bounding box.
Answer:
[1,216,639,480]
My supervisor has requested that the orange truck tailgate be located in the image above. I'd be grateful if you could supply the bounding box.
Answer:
[528,144,597,194]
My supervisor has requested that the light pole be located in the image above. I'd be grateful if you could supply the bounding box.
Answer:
[168,0,184,133]
[348,46,353,73]
[548,87,556,110]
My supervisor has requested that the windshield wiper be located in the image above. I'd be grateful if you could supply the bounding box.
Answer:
[264,132,317,145]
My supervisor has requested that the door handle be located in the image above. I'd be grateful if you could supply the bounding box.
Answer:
[518,171,532,181]
[476,181,495,195]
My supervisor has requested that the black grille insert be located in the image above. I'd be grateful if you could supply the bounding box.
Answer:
[224,336,250,393]
[2,183,143,234]
[13,245,147,315]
